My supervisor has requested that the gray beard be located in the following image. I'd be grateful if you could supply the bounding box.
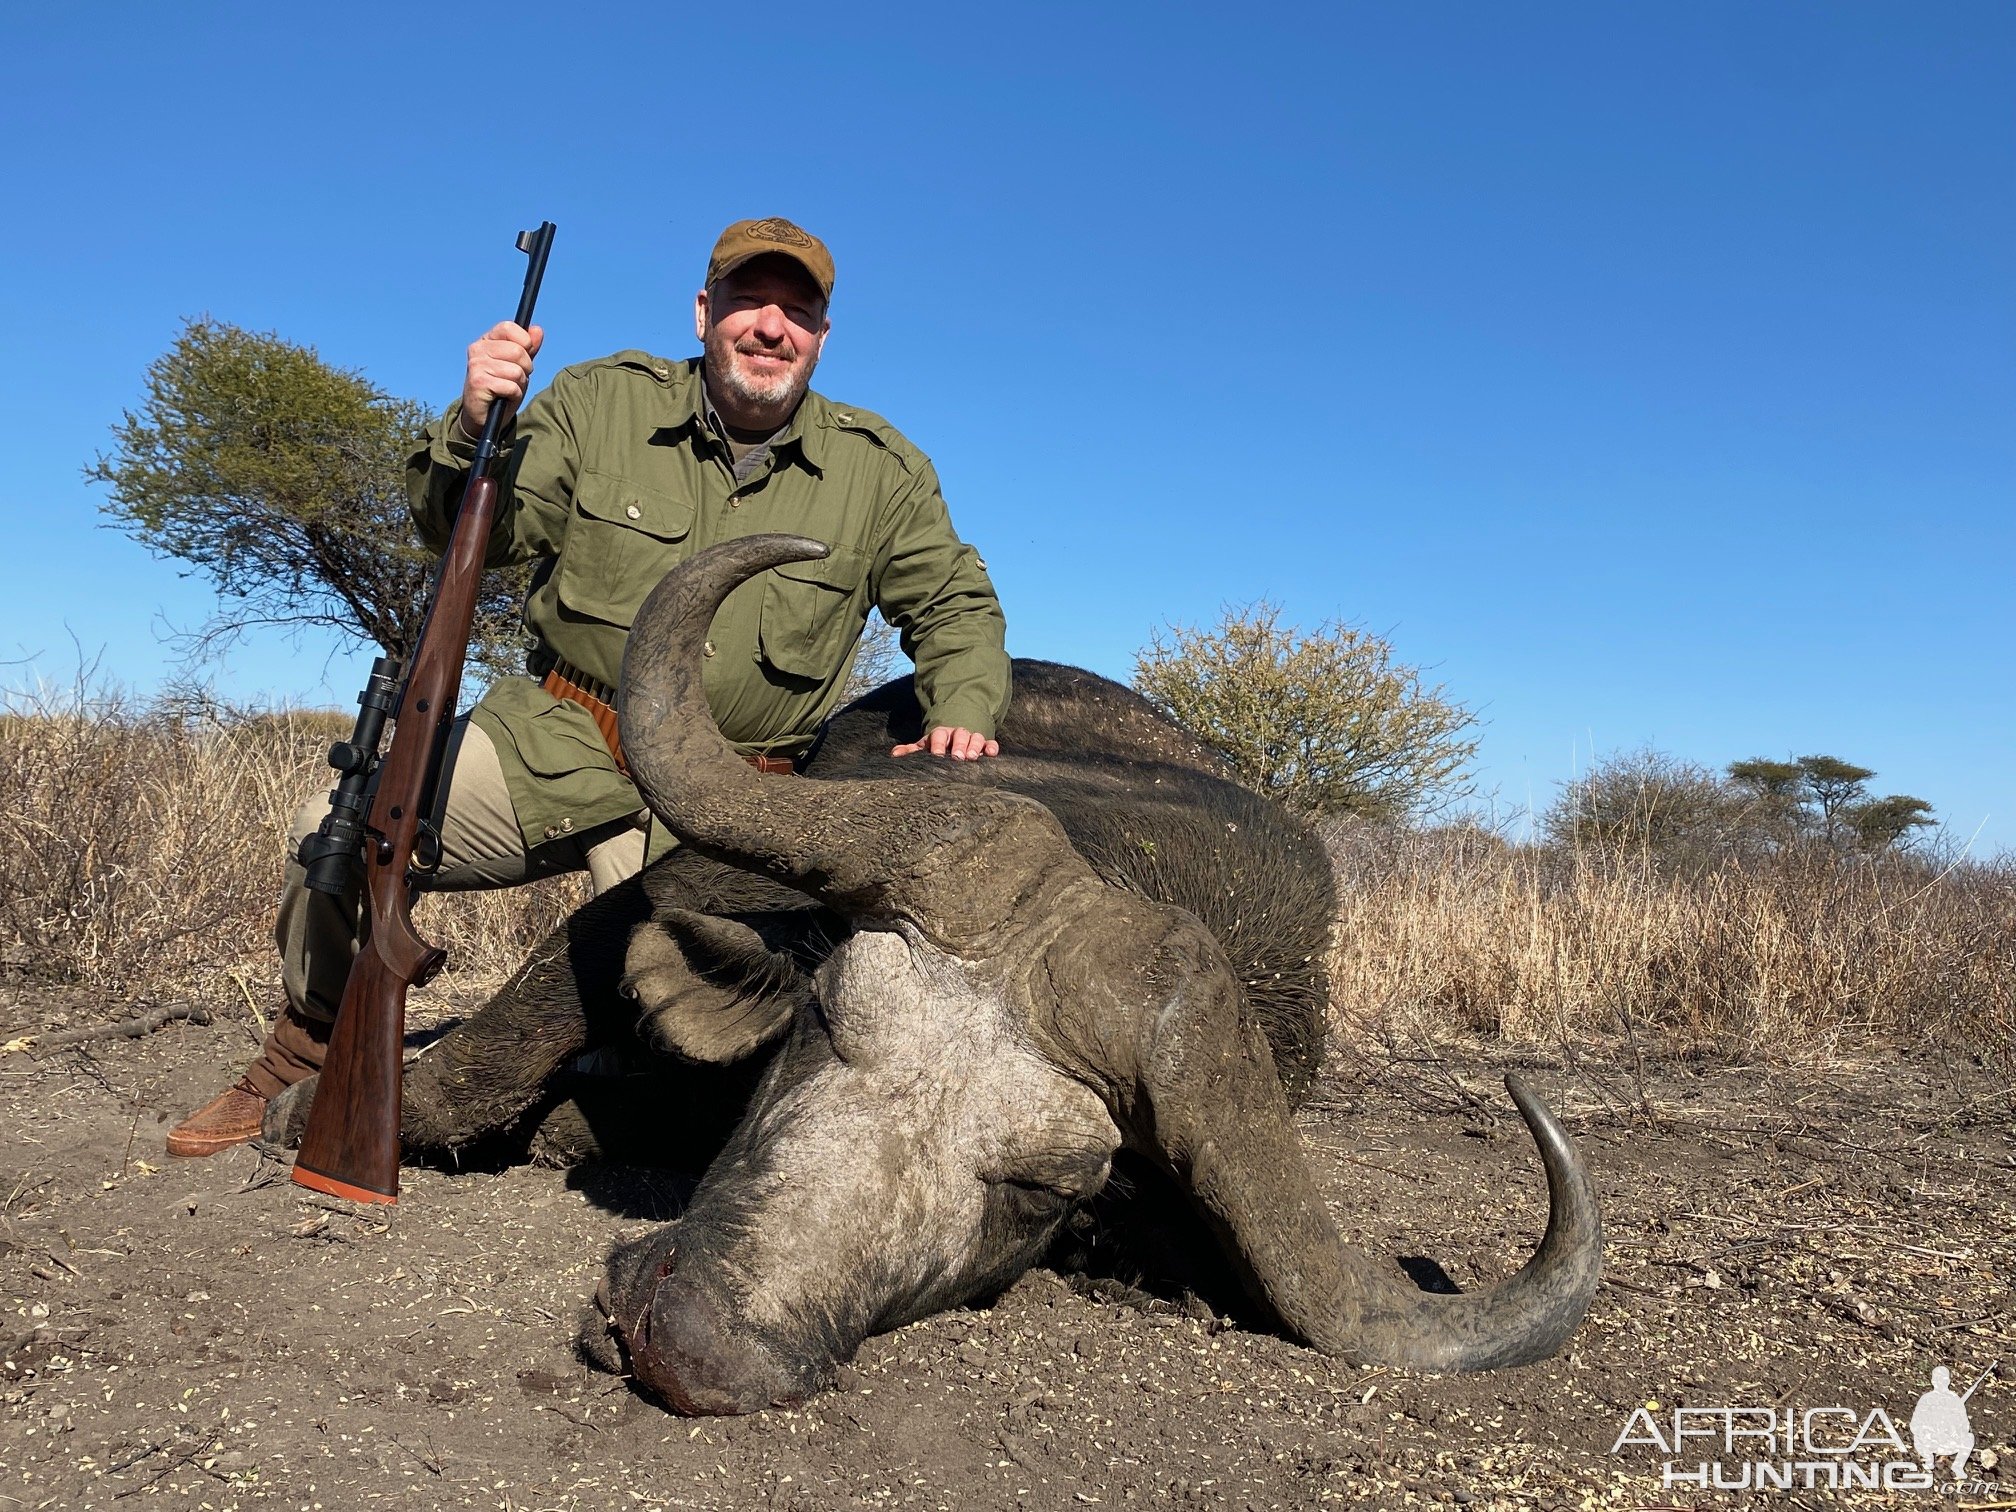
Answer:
[706,344,812,412]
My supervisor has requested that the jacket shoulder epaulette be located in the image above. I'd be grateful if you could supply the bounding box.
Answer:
[814,397,926,475]
[562,349,687,382]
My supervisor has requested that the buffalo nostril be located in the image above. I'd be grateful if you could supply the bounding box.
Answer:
[629,1287,818,1416]
[602,1230,681,1341]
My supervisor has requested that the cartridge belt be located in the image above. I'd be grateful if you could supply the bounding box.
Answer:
[538,656,798,778]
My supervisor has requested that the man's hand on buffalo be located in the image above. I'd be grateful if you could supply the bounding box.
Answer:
[457,319,545,439]
[891,725,1000,760]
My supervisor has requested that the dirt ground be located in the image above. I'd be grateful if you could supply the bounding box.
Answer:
[2,979,2010,1512]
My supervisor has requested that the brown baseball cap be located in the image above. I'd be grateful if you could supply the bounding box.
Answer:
[706,217,835,301]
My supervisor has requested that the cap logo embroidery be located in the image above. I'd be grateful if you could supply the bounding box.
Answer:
[748,217,814,247]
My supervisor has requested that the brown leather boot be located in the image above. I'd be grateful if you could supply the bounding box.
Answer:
[165,1079,267,1157]
[166,1006,332,1157]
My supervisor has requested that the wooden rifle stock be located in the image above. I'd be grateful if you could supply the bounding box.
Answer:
[290,475,499,1201]
[293,222,554,1204]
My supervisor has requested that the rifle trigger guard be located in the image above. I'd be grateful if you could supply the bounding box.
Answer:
[411,821,445,877]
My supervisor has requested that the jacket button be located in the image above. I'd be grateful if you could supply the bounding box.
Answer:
[729,497,741,508]
[542,825,559,840]
[625,504,641,520]
[560,816,573,832]
[703,640,717,658]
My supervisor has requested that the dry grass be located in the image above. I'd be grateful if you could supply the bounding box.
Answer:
[1324,820,2015,1067]
[3,689,2010,1066]
[0,685,586,1012]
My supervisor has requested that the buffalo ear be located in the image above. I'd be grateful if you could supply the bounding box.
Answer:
[622,908,813,1064]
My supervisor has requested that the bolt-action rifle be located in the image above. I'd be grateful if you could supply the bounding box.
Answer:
[290,221,556,1204]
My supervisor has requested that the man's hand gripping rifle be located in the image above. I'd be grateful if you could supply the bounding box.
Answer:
[291,222,556,1204]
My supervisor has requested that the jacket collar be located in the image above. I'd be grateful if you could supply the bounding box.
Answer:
[664,357,829,476]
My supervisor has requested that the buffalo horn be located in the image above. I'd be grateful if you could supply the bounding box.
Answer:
[618,536,1074,943]
[1141,970,1603,1371]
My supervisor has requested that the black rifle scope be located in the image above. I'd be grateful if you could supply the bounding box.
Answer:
[298,656,402,895]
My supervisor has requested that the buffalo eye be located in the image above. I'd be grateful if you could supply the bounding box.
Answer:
[989,1149,1112,1205]
[994,1177,1075,1219]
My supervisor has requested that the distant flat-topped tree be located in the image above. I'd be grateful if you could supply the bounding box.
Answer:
[1547,748,1935,861]
[1726,754,1935,853]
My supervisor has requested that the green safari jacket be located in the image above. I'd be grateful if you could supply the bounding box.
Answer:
[406,352,1010,858]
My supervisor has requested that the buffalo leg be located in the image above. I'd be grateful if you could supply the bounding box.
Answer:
[262,875,657,1154]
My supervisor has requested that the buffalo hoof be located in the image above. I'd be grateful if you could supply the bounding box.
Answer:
[261,1074,319,1148]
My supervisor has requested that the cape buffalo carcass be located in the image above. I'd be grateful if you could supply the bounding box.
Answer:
[269,535,1603,1416]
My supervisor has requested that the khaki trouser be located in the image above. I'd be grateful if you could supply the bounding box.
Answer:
[257,716,646,1095]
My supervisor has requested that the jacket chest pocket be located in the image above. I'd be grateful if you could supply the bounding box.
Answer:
[555,471,696,629]
[759,545,869,680]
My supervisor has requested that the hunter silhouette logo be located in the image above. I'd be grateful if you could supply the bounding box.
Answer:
[748,217,815,246]
[1910,1365,1985,1479]
[1610,1360,2000,1494]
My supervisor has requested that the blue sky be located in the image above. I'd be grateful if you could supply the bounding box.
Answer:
[6,3,2011,851]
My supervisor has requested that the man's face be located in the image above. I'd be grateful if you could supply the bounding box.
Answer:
[695,255,830,414]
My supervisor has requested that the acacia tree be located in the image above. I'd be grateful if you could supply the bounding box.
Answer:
[90,319,526,680]
[1726,754,1934,852]
[1132,601,1479,820]
[1548,748,1935,861]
